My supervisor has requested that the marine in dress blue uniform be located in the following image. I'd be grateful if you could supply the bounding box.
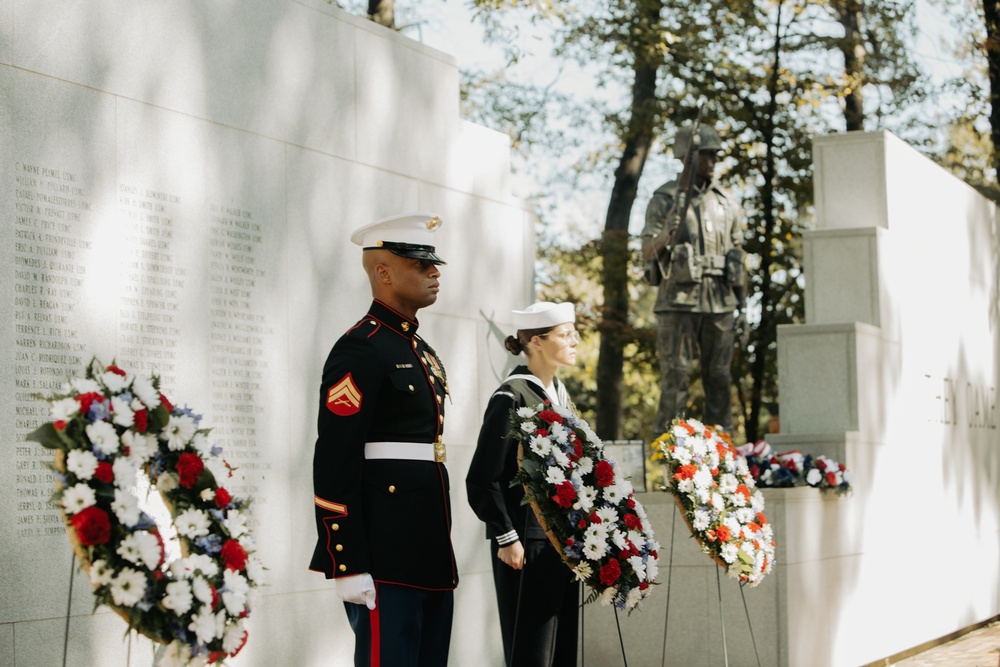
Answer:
[310,212,457,667]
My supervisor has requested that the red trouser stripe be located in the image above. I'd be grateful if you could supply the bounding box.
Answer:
[369,590,381,667]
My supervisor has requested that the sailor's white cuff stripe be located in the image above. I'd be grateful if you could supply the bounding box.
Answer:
[496,530,519,546]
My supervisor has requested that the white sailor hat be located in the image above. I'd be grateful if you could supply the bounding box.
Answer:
[511,301,575,330]
[350,211,446,265]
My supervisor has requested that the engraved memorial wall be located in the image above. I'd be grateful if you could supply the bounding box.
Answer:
[0,3,534,665]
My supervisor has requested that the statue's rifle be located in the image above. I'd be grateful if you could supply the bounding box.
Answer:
[654,101,706,279]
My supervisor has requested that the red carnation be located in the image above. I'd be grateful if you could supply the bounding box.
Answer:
[536,428,549,438]
[552,481,577,509]
[639,581,649,590]
[816,459,828,471]
[93,461,113,484]
[106,364,126,376]
[134,409,148,433]
[176,452,204,489]
[825,472,838,486]
[749,464,761,479]
[573,441,583,458]
[599,559,621,586]
[756,512,768,526]
[538,409,564,425]
[54,420,66,431]
[735,484,751,502]
[623,513,642,530]
[220,539,248,571]
[215,487,232,509]
[594,460,615,487]
[590,511,601,524]
[77,392,104,415]
[681,421,695,435]
[715,525,732,542]
[578,519,587,529]
[160,393,174,414]
[70,506,111,546]
[627,498,636,509]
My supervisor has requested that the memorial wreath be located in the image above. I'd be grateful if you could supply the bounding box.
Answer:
[655,418,776,587]
[513,402,659,611]
[27,358,263,667]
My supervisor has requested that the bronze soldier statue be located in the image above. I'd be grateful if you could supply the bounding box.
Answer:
[641,123,747,437]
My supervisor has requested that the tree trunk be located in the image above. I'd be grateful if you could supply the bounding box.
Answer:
[984,1,1000,180]
[594,1,663,439]
[745,0,784,444]
[368,0,394,29]
[836,0,865,131]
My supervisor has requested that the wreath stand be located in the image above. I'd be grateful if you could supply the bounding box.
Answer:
[60,553,139,667]
[659,498,763,667]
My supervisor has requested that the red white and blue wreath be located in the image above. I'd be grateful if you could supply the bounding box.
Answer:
[27,358,264,666]
[513,402,659,611]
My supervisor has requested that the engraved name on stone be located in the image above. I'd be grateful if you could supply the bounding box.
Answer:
[116,183,185,387]
[11,161,92,538]
[207,202,272,505]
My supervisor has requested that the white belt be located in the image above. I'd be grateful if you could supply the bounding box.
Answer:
[365,441,447,463]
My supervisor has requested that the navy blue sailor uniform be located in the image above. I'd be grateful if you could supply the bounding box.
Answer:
[311,298,457,665]
[466,366,580,667]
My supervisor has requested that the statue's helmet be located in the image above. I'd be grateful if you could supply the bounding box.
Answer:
[672,125,723,159]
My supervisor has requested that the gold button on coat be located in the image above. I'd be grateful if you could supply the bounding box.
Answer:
[336,544,343,551]
[338,564,346,572]
[332,523,340,531]
[388,485,396,493]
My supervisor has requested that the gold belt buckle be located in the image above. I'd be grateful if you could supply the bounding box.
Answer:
[433,438,447,463]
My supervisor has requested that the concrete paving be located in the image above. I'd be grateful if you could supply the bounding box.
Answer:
[887,621,1000,667]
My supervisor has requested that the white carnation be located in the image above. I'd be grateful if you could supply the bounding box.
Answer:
[112,457,137,490]
[117,531,162,570]
[222,620,248,655]
[131,375,160,409]
[222,569,250,615]
[101,371,130,393]
[110,395,134,428]
[50,397,80,421]
[174,508,210,538]
[245,554,266,585]
[544,466,566,484]
[188,607,225,644]
[88,559,114,586]
[225,510,249,539]
[112,489,141,527]
[189,556,219,579]
[529,435,553,457]
[66,449,99,480]
[61,483,96,514]
[122,431,158,464]
[86,420,120,456]
[162,580,193,616]
[160,414,196,451]
[70,377,101,394]
[109,567,147,607]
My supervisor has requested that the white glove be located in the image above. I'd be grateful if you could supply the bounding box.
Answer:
[335,573,376,610]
